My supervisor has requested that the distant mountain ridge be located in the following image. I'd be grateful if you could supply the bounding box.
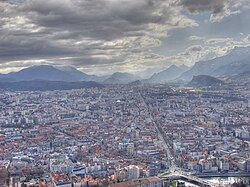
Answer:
[147,64,189,83]
[0,65,104,82]
[6,65,77,82]
[57,66,103,82]
[179,46,250,81]
[103,72,139,84]
[0,65,141,84]
[187,75,225,87]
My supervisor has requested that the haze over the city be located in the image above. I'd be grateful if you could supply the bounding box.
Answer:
[1,0,250,75]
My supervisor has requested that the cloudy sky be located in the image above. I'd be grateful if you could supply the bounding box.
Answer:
[0,0,250,75]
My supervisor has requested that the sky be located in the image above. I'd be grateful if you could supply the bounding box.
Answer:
[0,0,250,75]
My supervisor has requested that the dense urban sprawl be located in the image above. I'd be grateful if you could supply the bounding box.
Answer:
[0,81,249,186]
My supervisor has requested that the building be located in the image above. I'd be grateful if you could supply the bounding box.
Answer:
[246,159,250,172]
[127,143,135,155]
[108,176,162,187]
[219,160,230,172]
[148,162,161,176]
[127,165,140,180]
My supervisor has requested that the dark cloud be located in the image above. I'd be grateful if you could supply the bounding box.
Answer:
[19,0,173,40]
[178,0,250,22]
[0,0,189,72]
[63,56,124,67]
[0,0,248,74]
[179,0,225,14]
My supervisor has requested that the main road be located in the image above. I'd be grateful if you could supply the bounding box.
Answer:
[138,91,215,187]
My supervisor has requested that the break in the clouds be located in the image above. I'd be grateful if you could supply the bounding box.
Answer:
[0,0,250,74]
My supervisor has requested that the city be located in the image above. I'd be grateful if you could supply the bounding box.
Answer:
[1,0,250,186]
[0,78,249,186]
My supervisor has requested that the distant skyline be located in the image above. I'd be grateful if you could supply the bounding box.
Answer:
[0,0,250,75]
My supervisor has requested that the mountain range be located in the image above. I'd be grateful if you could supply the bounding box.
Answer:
[179,46,250,81]
[104,72,139,84]
[0,65,138,84]
[187,75,225,87]
[147,64,189,83]
[0,45,249,85]
[0,65,104,82]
